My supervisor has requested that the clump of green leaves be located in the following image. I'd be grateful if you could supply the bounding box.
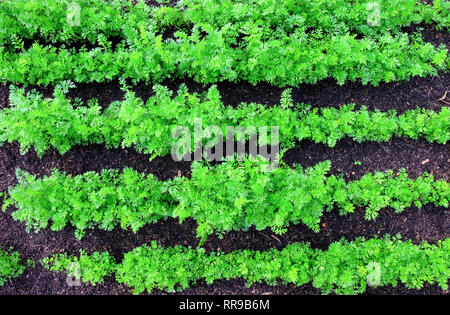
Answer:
[176,0,449,36]
[1,0,448,86]
[2,0,447,48]
[1,85,448,159]
[1,31,446,86]
[4,159,448,240]
[4,168,172,239]
[0,247,25,286]
[0,0,151,45]
[43,236,450,295]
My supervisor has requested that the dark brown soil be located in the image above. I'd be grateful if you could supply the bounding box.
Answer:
[0,136,447,188]
[2,71,448,113]
[0,142,192,184]
[285,137,449,181]
[404,23,450,48]
[1,35,127,54]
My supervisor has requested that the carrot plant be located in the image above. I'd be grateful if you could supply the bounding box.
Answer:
[1,31,446,86]
[4,159,448,240]
[1,84,448,159]
[0,0,151,45]
[42,236,450,294]
[0,247,25,286]
[2,0,447,46]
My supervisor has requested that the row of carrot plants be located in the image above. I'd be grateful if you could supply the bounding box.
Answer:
[3,159,448,240]
[1,84,448,159]
[41,236,450,294]
[2,0,448,45]
[1,1,448,86]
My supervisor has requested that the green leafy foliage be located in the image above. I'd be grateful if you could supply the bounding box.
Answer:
[1,31,446,86]
[2,0,447,46]
[0,0,151,45]
[4,168,171,239]
[4,159,448,240]
[1,0,447,86]
[1,85,448,159]
[176,0,450,36]
[2,0,448,296]
[0,247,25,286]
[42,236,450,294]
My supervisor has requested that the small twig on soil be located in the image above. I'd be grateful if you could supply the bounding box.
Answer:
[259,232,277,243]
[271,235,282,244]
[436,90,449,104]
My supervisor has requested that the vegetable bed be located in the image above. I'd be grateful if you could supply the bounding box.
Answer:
[0,0,448,295]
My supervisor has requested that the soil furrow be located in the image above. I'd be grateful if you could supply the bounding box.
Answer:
[0,137,447,193]
[0,225,448,295]
[1,203,448,261]
[1,263,446,295]
[1,71,448,113]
